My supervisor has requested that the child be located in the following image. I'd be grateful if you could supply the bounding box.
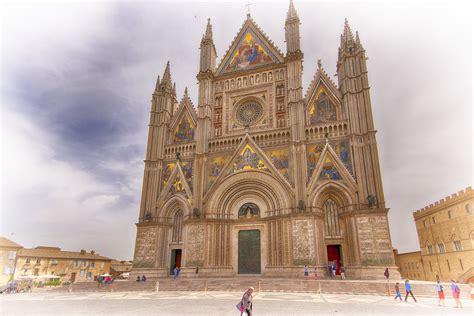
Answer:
[434,281,445,306]
[394,282,402,301]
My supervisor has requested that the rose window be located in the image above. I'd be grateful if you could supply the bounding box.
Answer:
[236,102,263,126]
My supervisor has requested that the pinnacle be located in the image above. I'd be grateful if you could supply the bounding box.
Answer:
[162,61,172,85]
[287,0,299,20]
[204,17,213,40]
[343,18,354,43]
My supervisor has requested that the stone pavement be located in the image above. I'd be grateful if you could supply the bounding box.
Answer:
[1,291,472,315]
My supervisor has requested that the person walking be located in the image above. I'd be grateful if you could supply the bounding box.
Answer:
[384,267,390,281]
[340,266,346,280]
[404,279,417,302]
[435,280,445,306]
[394,282,402,301]
[451,280,462,308]
[327,263,332,278]
[303,265,309,277]
[331,263,336,278]
[195,266,199,278]
[237,287,254,316]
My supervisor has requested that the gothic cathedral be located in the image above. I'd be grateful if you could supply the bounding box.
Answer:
[132,1,398,279]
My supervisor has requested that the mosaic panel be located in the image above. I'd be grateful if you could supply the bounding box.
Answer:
[308,88,337,124]
[208,156,228,188]
[224,30,274,73]
[181,160,193,191]
[174,113,195,143]
[230,144,268,174]
[306,144,324,179]
[162,163,175,187]
[266,148,290,180]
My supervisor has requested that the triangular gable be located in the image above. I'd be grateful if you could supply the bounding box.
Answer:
[170,90,197,143]
[305,65,341,105]
[307,143,356,193]
[204,134,291,201]
[216,17,284,75]
[158,161,193,203]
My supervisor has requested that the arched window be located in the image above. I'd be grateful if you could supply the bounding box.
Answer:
[172,209,184,243]
[324,198,341,237]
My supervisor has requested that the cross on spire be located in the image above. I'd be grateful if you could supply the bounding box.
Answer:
[245,1,252,17]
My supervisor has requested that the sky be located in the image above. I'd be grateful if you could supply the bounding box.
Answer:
[1,0,472,260]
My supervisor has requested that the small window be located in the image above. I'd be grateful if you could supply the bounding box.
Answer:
[448,210,452,219]
[427,245,434,254]
[90,261,95,268]
[80,270,85,277]
[453,240,463,251]
[100,262,105,269]
[82,260,87,267]
[73,260,78,268]
[438,243,445,253]
[51,259,58,265]
[36,259,41,264]
[26,258,31,264]
[467,204,472,215]
[87,272,92,279]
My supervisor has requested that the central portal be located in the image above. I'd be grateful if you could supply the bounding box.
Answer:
[238,230,261,274]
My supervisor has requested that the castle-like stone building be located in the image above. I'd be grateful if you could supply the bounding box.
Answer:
[132,1,398,279]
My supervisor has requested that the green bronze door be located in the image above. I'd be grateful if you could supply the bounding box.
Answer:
[238,230,261,274]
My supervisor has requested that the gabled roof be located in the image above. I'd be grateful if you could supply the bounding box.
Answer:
[0,237,23,249]
[215,15,285,76]
[305,61,341,106]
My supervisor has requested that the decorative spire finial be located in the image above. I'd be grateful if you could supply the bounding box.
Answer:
[317,59,322,69]
[245,1,252,17]
[204,18,213,40]
[161,61,172,86]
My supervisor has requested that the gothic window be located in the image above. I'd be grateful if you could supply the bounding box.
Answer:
[427,244,434,255]
[453,240,463,251]
[324,198,341,237]
[172,209,184,243]
[437,243,445,253]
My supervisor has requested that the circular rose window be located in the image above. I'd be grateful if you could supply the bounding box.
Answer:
[236,101,263,126]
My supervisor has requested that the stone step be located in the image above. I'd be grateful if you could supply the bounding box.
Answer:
[46,279,471,298]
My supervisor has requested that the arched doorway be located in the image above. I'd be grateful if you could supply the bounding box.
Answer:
[323,197,344,275]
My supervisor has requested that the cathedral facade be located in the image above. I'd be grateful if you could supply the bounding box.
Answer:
[132,1,398,279]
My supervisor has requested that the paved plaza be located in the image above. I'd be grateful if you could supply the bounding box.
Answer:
[1,291,472,315]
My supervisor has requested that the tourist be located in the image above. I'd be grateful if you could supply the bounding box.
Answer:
[97,275,103,288]
[195,266,199,278]
[404,279,417,302]
[136,276,141,282]
[303,265,309,277]
[434,280,445,306]
[314,266,318,280]
[384,267,390,281]
[173,267,179,281]
[327,263,332,278]
[331,263,336,278]
[141,275,147,282]
[237,287,254,316]
[340,266,346,280]
[394,282,402,301]
[451,280,462,308]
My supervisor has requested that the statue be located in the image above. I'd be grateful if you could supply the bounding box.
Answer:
[145,212,153,221]
[367,194,378,208]
[193,207,201,219]
[298,200,305,211]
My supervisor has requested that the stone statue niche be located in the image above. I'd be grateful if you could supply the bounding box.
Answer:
[238,202,260,219]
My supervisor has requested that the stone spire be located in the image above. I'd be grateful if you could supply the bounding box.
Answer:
[287,0,298,20]
[285,0,301,54]
[199,18,217,72]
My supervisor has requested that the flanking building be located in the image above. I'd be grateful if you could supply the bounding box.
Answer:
[0,237,23,286]
[413,187,473,283]
[132,1,399,279]
[14,246,112,283]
